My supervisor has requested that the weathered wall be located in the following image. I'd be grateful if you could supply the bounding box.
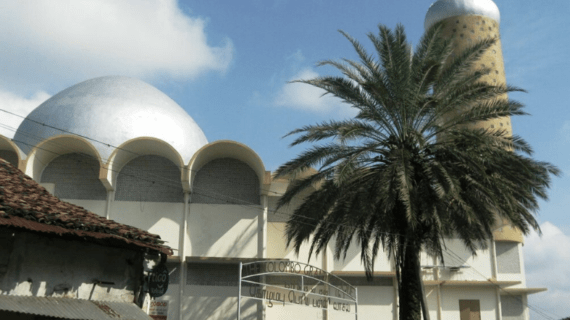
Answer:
[0,229,142,303]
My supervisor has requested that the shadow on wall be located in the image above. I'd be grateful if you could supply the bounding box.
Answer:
[188,204,258,257]
[181,295,257,320]
[213,218,257,258]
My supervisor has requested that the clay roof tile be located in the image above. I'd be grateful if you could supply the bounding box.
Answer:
[0,158,171,255]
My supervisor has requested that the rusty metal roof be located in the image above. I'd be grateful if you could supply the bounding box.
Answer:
[0,295,152,320]
[0,158,171,255]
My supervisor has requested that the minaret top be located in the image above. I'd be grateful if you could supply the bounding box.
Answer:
[425,0,500,30]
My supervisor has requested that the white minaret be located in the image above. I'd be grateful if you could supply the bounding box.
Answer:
[426,0,524,247]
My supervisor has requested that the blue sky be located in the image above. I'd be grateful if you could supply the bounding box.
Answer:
[0,1,568,318]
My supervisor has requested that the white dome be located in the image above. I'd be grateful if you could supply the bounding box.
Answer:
[14,76,208,163]
[425,0,500,30]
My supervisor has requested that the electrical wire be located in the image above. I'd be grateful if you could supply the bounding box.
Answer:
[0,112,559,318]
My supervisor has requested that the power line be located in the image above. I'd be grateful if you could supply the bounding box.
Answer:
[0,113,557,318]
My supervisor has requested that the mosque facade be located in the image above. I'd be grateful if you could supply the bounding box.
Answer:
[0,1,545,320]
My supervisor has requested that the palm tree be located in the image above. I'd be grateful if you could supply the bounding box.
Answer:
[274,23,558,320]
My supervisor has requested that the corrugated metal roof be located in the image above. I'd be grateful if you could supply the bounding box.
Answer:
[0,295,152,320]
[0,158,171,255]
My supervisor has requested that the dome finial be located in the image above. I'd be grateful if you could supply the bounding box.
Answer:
[425,0,500,30]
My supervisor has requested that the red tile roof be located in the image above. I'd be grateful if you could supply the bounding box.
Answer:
[0,158,172,255]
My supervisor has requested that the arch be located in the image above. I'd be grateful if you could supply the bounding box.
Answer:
[40,153,107,200]
[0,135,25,168]
[189,140,268,204]
[189,140,267,190]
[105,137,186,191]
[23,135,103,182]
[114,154,184,203]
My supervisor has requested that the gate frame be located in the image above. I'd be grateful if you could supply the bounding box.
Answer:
[237,260,358,320]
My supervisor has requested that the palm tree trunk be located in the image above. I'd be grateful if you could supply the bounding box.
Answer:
[398,244,422,320]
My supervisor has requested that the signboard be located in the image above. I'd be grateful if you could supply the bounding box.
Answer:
[149,300,169,320]
[238,260,357,320]
[149,264,169,298]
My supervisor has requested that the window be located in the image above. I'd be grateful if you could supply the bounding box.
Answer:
[496,242,521,274]
[459,300,481,320]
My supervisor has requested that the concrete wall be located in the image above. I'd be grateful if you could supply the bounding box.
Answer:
[111,201,183,252]
[182,284,257,320]
[267,222,323,267]
[188,204,259,258]
[437,238,494,281]
[63,199,107,218]
[330,240,392,273]
[425,286,440,320]
[351,285,394,320]
[0,229,142,302]
[440,287,498,320]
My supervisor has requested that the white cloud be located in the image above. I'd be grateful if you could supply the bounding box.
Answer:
[274,68,355,117]
[0,90,51,139]
[0,0,233,92]
[524,222,570,319]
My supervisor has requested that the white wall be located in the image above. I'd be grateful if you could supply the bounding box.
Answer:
[63,199,107,217]
[440,287,498,320]
[267,222,323,267]
[110,201,183,252]
[182,285,257,320]
[438,238,494,281]
[188,204,259,258]
[353,286,394,320]
[330,240,392,273]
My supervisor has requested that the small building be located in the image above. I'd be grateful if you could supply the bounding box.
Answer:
[0,157,172,320]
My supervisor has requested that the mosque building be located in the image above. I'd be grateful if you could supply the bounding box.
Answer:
[0,1,545,320]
